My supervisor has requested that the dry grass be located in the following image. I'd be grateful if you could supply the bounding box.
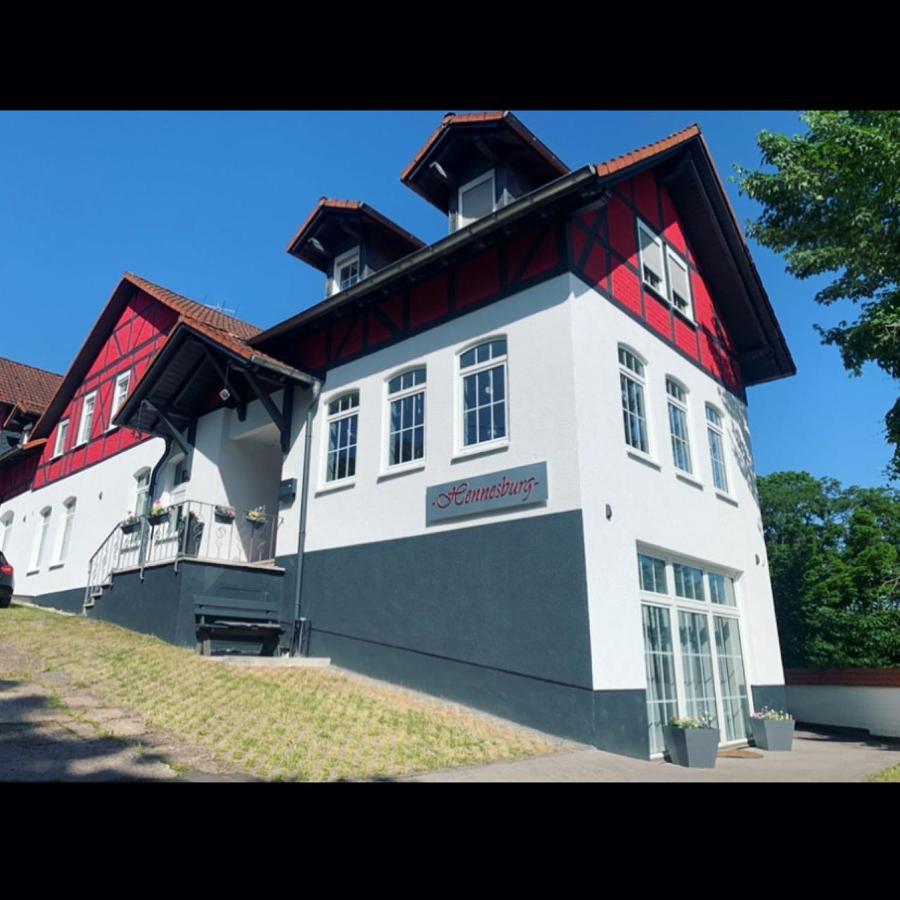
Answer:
[0,606,563,781]
[869,763,900,783]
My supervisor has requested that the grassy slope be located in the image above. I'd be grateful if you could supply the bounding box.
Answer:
[0,606,562,781]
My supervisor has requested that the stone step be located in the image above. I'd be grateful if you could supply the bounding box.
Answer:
[196,655,331,668]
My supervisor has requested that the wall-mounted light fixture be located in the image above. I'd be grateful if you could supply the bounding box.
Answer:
[606,504,613,521]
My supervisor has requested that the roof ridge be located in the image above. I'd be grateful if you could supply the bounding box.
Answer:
[123,272,262,339]
[0,356,64,380]
[595,124,701,176]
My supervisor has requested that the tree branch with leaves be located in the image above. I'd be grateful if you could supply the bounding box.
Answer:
[736,111,900,478]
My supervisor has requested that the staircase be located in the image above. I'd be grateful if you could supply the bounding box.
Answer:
[84,500,280,612]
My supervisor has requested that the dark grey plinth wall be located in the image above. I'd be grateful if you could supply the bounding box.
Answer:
[300,509,649,756]
[86,560,286,651]
[25,587,85,615]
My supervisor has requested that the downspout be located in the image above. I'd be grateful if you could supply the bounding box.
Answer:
[290,377,322,655]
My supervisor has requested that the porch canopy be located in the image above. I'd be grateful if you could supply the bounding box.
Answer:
[114,321,316,455]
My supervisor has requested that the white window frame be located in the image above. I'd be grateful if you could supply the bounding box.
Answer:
[383,366,427,474]
[52,419,70,459]
[332,246,361,296]
[618,345,655,462]
[52,497,77,567]
[456,336,510,457]
[637,546,751,756]
[665,377,694,477]
[29,506,52,573]
[75,391,97,447]
[457,170,496,229]
[637,218,667,297]
[665,245,694,321]
[108,371,131,430]
[322,390,360,487]
[705,403,731,497]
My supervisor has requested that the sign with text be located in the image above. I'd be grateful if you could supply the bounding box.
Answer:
[426,462,548,524]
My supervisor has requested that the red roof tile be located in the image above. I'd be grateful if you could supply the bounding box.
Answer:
[594,124,701,177]
[123,273,262,341]
[401,111,568,184]
[285,198,425,256]
[0,357,63,416]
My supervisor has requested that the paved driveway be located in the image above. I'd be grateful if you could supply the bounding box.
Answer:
[408,729,900,782]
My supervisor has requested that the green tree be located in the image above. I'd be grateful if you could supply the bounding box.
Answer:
[758,471,900,668]
[736,111,900,478]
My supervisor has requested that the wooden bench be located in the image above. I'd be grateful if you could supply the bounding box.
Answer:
[194,594,284,656]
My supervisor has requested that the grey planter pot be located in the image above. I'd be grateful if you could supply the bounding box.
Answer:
[664,726,719,768]
[750,718,795,751]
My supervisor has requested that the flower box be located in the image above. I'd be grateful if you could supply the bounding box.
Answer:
[214,505,236,522]
[245,506,267,527]
[664,720,719,768]
[750,709,795,751]
[147,511,170,526]
[120,519,141,535]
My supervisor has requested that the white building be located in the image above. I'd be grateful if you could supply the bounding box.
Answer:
[0,112,795,758]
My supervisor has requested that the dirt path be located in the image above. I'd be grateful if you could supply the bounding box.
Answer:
[0,639,255,782]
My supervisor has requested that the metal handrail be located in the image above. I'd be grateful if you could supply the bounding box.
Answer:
[84,500,280,610]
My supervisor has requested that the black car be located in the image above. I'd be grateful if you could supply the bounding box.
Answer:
[0,551,13,608]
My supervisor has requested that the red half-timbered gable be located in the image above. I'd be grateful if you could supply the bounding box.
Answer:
[265,222,568,375]
[570,169,744,397]
[34,291,178,489]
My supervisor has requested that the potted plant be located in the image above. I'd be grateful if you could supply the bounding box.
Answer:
[120,512,141,535]
[246,506,267,528]
[214,504,236,522]
[664,714,719,768]
[750,707,795,751]
[147,501,169,526]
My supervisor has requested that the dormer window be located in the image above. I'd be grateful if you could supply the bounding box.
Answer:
[457,170,495,228]
[333,247,361,295]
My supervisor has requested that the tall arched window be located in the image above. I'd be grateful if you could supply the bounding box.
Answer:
[29,507,52,572]
[325,391,359,482]
[618,346,649,454]
[386,367,426,467]
[705,404,729,493]
[53,498,77,565]
[666,377,692,474]
[0,511,13,555]
[134,468,151,516]
[459,338,508,449]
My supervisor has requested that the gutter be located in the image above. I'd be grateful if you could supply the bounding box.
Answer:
[289,377,322,656]
[252,165,603,346]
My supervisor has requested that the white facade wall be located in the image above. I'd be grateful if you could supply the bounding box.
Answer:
[300,273,583,554]
[785,685,900,738]
[0,437,167,597]
[569,273,784,693]
[186,395,285,521]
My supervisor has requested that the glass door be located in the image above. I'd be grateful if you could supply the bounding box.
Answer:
[642,605,679,755]
[677,610,719,727]
[713,616,751,742]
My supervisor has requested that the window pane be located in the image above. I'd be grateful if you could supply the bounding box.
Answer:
[668,403,692,473]
[638,553,667,593]
[465,410,478,446]
[621,374,648,453]
[460,349,476,369]
[674,563,705,601]
[461,177,493,222]
[708,428,728,492]
[639,227,664,291]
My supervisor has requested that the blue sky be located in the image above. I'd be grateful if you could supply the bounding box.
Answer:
[0,110,894,488]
